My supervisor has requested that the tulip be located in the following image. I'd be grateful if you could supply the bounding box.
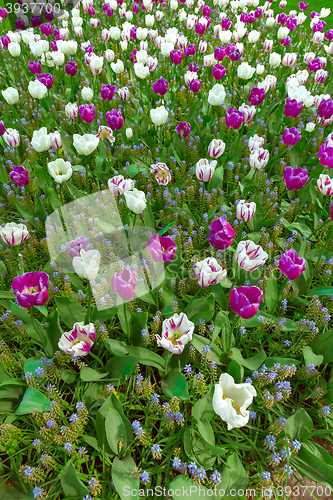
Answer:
[66,236,89,259]
[306,122,315,132]
[184,44,196,57]
[12,271,49,308]
[284,98,303,118]
[49,131,62,150]
[8,42,21,57]
[229,286,263,319]
[150,162,171,185]
[148,233,177,262]
[156,312,194,355]
[282,53,297,67]
[124,188,147,214]
[317,174,333,196]
[283,166,308,191]
[28,60,42,75]
[79,104,95,124]
[299,2,309,10]
[318,99,333,120]
[330,202,333,222]
[315,70,328,84]
[282,127,301,146]
[170,49,183,65]
[28,80,47,99]
[82,86,94,101]
[65,103,78,120]
[226,108,244,129]
[236,240,268,271]
[58,322,96,356]
[208,139,225,159]
[111,267,137,301]
[48,158,73,184]
[118,87,130,101]
[10,165,29,186]
[2,87,19,105]
[208,83,226,106]
[175,122,191,137]
[269,52,281,68]
[96,126,115,144]
[65,61,77,76]
[318,141,333,168]
[214,46,226,61]
[40,23,53,36]
[73,133,99,156]
[279,249,306,280]
[0,223,29,246]
[236,200,256,222]
[213,373,257,430]
[190,79,201,93]
[105,110,124,131]
[239,104,256,123]
[31,128,51,153]
[194,257,227,287]
[107,175,134,196]
[207,218,235,250]
[105,49,115,62]
[263,39,273,52]
[237,62,255,79]
[195,158,217,182]
[150,106,168,126]
[126,128,133,139]
[248,87,266,106]
[100,84,116,101]
[248,135,265,152]
[72,249,101,281]
[212,64,226,80]
[38,73,53,90]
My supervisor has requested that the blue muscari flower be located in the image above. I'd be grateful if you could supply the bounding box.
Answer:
[24,466,34,477]
[35,367,45,376]
[184,364,192,374]
[249,411,257,419]
[76,402,84,411]
[33,487,43,499]
[172,457,182,469]
[140,471,150,484]
[202,345,211,355]
[151,444,161,455]
[211,470,222,483]
[32,439,41,447]
[151,393,160,404]
[291,440,301,451]
[322,406,331,415]
[261,471,271,481]
[69,414,79,424]
[64,442,73,453]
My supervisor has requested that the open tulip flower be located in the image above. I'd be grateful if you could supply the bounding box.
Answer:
[0,223,29,246]
[156,312,194,354]
[111,267,137,301]
[207,218,235,250]
[58,322,96,356]
[194,257,227,287]
[229,286,263,319]
[213,373,257,430]
[236,240,268,271]
[12,271,49,308]
[148,233,177,263]
[72,249,101,281]
[279,249,306,280]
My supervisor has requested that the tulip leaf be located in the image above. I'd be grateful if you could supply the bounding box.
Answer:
[104,339,128,357]
[43,309,63,355]
[15,387,51,415]
[192,387,215,422]
[185,294,215,325]
[229,347,266,371]
[311,329,333,363]
[161,371,189,400]
[112,457,139,500]
[291,442,333,489]
[95,397,116,456]
[105,408,127,455]
[191,334,222,365]
[124,346,165,371]
[24,357,51,375]
[54,296,86,329]
[264,357,301,369]
[169,475,211,500]
[265,271,277,314]
[106,355,138,382]
[130,311,148,346]
[60,463,89,498]
[217,310,233,356]
[302,346,323,367]
[284,408,313,441]
[197,420,227,457]
[47,188,63,211]
[219,453,249,498]
[227,359,244,384]
[158,221,176,236]
[80,368,109,381]
[306,287,333,297]
[117,302,132,338]
[0,291,15,299]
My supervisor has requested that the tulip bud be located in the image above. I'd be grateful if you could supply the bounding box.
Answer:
[236,200,256,222]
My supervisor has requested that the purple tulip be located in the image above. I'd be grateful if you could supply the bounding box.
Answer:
[29,60,41,75]
[318,142,333,168]
[221,17,231,29]
[111,267,137,301]
[184,44,196,57]
[308,58,324,72]
[283,166,308,190]
[318,99,333,120]
[214,46,226,61]
[148,234,177,262]
[229,286,263,319]
[44,9,54,21]
[313,20,326,33]
[88,5,95,15]
[325,29,333,41]
[255,7,262,18]
[9,165,29,186]
[130,49,138,63]
[170,49,183,65]
[279,249,306,281]
[175,121,191,137]
[190,79,201,93]
[16,19,25,30]
[277,13,288,24]
[248,87,266,106]
[299,1,309,10]
[226,108,244,129]
[100,84,117,100]
[66,236,89,259]
[284,98,303,118]
[282,127,301,146]
[0,120,5,136]
[311,10,320,19]
[85,45,94,55]
[65,61,78,76]
[40,23,53,36]
[38,73,53,90]
[152,77,168,96]
[286,18,297,31]
[50,40,58,52]
[202,5,211,16]
[212,64,226,80]
[189,62,199,72]
[31,15,41,28]
[195,22,206,35]
[280,36,291,47]
[12,271,49,308]
[1,35,10,48]
[229,46,242,62]
[105,109,124,130]
[106,6,113,16]
[79,104,95,124]
[207,218,235,250]
[330,202,333,221]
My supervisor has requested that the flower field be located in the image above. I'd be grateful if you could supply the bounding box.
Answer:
[0,0,333,498]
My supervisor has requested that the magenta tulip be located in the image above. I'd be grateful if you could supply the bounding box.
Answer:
[111,267,137,301]
[79,104,95,124]
[283,166,308,190]
[105,109,124,130]
[207,218,235,250]
[229,286,263,319]
[282,127,301,146]
[279,249,306,280]
[100,84,117,100]
[226,108,244,129]
[12,271,49,308]
[248,87,266,106]
[38,73,53,90]
[10,165,29,186]
[284,98,303,118]
[148,234,177,262]
[212,64,226,80]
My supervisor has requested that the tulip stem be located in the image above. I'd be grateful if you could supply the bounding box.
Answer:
[86,280,92,324]
[199,185,205,224]
[85,156,89,193]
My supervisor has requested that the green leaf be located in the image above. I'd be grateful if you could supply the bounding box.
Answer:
[104,339,128,357]
[0,363,12,383]
[158,221,176,236]
[80,368,109,381]
[0,290,15,299]
[169,475,211,500]
[306,287,333,297]
[227,359,244,383]
[185,294,215,325]
[47,188,63,211]
[124,346,165,371]
[192,387,215,422]
[265,271,277,314]
[60,368,76,384]
[105,408,127,455]
[112,457,139,500]
[207,166,224,192]
[264,357,301,369]
[60,463,89,498]
[106,356,138,381]
[210,285,228,310]
[284,408,313,441]
[130,311,148,346]
[15,387,51,415]
[219,453,249,498]
[191,334,222,365]
[291,442,333,488]
[311,329,333,363]
[197,420,227,457]
[24,357,51,375]
[54,296,86,329]
[43,309,63,355]
[117,303,132,338]
[161,371,189,400]
[110,393,133,450]
[218,311,233,356]
[229,348,266,370]
[302,346,323,367]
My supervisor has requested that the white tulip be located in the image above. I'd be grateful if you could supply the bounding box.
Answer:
[124,188,147,214]
[48,158,73,184]
[8,42,21,57]
[0,223,29,246]
[269,52,281,68]
[150,105,168,126]
[237,62,255,79]
[72,249,101,280]
[2,87,19,105]
[111,59,125,74]
[208,83,226,106]
[82,87,94,101]
[73,134,99,156]
[28,80,47,100]
[31,127,51,153]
